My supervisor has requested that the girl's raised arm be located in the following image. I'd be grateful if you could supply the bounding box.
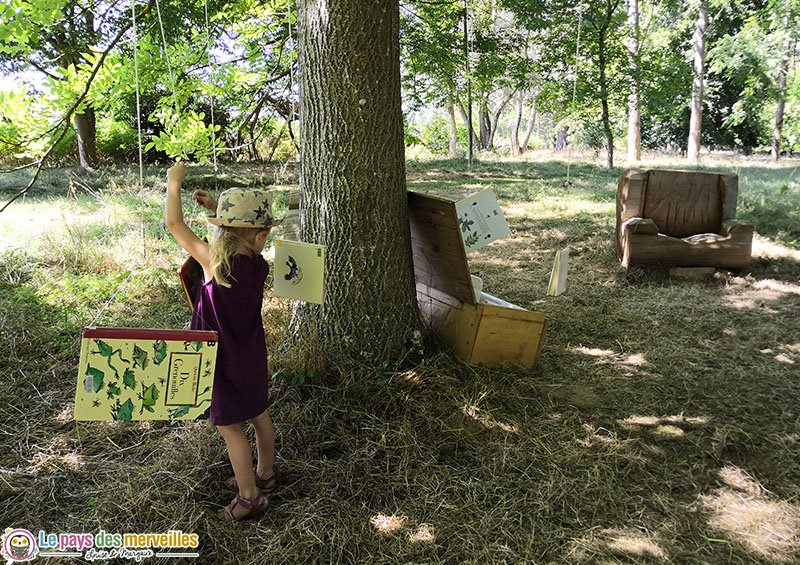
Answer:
[165,163,212,275]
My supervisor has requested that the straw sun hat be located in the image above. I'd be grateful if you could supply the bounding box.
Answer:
[207,187,282,228]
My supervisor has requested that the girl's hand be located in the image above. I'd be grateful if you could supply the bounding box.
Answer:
[167,162,186,185]
[193,189,218,213]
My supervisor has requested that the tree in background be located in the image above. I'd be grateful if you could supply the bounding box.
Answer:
[771,0,797,160]
[294,0,420,368]
[626,0,641,162]
[687,0,707,163]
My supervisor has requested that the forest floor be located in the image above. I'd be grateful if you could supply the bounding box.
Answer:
[1,151,799,564]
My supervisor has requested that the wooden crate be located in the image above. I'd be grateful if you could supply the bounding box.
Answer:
[408,191,547,369]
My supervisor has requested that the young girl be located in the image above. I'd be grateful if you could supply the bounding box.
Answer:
[165,162,279,521]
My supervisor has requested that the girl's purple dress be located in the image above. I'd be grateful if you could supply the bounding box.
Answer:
[191,253,270,426]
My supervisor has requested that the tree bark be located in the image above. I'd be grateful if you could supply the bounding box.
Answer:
[626,0,641,162]
[294,0,420,368]
[487,90,515,150]
[598,25,614,169]
[511,94,522,156]
[456,102,479,151]
[447,103,459,157]
[479,107,491,150]
[520,96,537,154]
[73,106,99,171]
[687,0,708,164]
[772,5,793,162]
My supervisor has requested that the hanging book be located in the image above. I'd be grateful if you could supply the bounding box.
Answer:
[273,238,326,304]
[178,255,204,311]
[454,189,511,253]
[547,248,570,296]
[75,327,218,421]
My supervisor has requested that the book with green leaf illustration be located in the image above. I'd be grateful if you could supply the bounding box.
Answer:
[273,238,326,304]
[454,189,511,253]
[75,327,218,421]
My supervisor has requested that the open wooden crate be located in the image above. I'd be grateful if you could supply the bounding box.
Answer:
[408,191,548,369]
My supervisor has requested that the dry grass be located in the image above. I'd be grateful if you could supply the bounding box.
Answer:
[1,155,799,564]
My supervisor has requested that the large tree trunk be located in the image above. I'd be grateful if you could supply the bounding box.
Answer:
[447,103,459,157]
[294,0,420,367]
[73,105,99,171]
[772,5,793,162]
[687,0,708,164]
[626,0,641,163]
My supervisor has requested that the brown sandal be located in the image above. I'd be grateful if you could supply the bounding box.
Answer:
[219,491,267,522]
[225,469,277,494]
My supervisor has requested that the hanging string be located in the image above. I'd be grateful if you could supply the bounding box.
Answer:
[288,9,294,121]
[131,0,146,260]
[89,270,137,328]
[153,0,188,158]
[203,0,218,172]
[565,6,583,189]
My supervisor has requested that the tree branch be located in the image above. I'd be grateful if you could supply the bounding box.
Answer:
[0,0,156,213]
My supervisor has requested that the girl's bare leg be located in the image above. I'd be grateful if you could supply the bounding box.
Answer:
[248,409,275,479]
[217,423,259,519]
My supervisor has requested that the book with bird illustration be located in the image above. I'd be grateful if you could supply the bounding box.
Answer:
[273,238,326,304]
[75,327,218,421]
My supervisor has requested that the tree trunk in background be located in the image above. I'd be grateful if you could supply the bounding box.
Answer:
[511,94,522,156]
[448,104,459,157]
[520,96,536,154]
[294,0,420,368]
[598,26,614,169]
[73,105,99,171]
[456,103,479,151]
[488,90,515,151]
[479,108,491,150]
[772,5,793,162]
[626,0,641,163]
[687,0,708,164]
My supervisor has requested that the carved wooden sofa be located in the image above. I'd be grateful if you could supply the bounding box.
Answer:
[615,169,753,269]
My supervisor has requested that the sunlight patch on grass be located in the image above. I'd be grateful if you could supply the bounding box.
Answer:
[570,527,668,561]
[724,277,800,311]
[407,524,435,543]
[653,425,685,438]
[752,234,800,261]
[28,436,84,473]
[604,528,667,559]
[702,466,800,563]
[573,346,615,357]
[461,404,519,433]
[370,514,408,534]
[618,415,709,437]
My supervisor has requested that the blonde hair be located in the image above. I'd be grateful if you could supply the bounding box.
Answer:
[209,225,270,287]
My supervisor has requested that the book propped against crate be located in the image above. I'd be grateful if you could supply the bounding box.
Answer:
[454,189,511,253]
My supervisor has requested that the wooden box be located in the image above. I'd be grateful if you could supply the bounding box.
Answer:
[408,191,548,369]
